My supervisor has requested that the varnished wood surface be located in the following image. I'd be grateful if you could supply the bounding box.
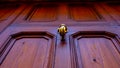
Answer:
[29,5,57,22]
[69,4,99,21]
[0,2,120,68]
[0,25,120,68]
[0,31,56,68]
[0,4,25,33]
[12,3,120,25]
[75,38,120,68]
[1,38,50,68]
[0,3,120,27]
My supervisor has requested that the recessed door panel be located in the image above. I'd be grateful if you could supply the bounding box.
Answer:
[78,38,120,68]
[0,32,55,68]
[27,5,58,22]
[0,2,120,68]
[70,31,120,68]
[69,4,101,21]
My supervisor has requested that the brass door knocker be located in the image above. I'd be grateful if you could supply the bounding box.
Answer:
[58,24,68,41]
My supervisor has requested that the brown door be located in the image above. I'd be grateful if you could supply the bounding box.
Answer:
[0,2,120,68]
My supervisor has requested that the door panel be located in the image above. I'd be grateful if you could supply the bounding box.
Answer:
[13,3,119,25]
[69,4,101,21]
[70,31,120,68]
[0,32,56,68]
[27,5,58,22]
[0,26,120,68]
[0,2,120,68]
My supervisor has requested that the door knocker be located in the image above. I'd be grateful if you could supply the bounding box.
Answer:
[58,24,68,41]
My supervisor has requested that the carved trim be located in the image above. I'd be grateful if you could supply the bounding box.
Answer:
[70,31,120,68]
[0,31,56,68]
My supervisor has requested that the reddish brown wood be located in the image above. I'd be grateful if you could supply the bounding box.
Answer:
[70,31,120,68]
[0,2,120,68]
[0,32,56,68]
[0,4,25,32]
[28,5,57,22]
[69,4,99,21]
[102,3,120,24]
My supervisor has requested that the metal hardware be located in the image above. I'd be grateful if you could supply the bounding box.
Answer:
[58,24,68,41]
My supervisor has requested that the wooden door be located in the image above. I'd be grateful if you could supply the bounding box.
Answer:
[0,3,25,33]
[0,2,120,68]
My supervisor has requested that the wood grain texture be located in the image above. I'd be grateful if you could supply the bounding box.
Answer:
[28,5,58,22]
[78,38,120,68]
[0,32,56,68]
[107,3,120,20]
[0,8,14,21]
[103,3,120,24]
[69,4,100,21]
[0,2,120,68]
[70,31,120,68]
[54,34,71,68]
[12,3,120,25]
[0,4,25,33]
[1,38,48,68]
